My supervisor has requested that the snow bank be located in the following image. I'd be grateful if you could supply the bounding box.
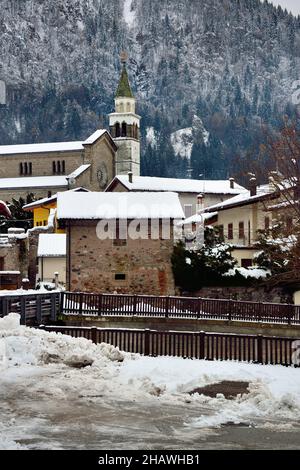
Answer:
[118,356,300,427]
[1,314,300,449]
[0,314,124,370]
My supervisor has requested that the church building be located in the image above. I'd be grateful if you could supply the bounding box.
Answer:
[0,57,140,202]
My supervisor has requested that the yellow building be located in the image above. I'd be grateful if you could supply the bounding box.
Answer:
[23,187,89,232]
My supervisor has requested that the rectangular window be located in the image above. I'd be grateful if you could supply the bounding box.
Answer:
[239,222,245,239]
[228,223,233,240]
[184,204,193,219]
[219,225,224,239]
[0,257,4,271]
[20,163,23,175]
[241,259,253,269]
[62,160,66,173]
[115,273,126,281]
[53,161,56,174]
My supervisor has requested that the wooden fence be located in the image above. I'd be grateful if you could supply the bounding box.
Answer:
[40,325,299,367]
[62,292,300,325]
[0,292,60,324]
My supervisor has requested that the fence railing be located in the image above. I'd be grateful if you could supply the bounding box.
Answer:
[62,292,300,325]
[40,325,299,367]
[0,292,60,324]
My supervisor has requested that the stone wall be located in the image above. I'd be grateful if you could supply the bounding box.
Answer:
[67,221,176,295]
[193,286,293,304]
[0,151,84,179]
[0,229,28,279]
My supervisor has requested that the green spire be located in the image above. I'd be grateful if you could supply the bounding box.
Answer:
[116,64,134,98]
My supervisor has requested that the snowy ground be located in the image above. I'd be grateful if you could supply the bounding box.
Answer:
[1,314,300,450]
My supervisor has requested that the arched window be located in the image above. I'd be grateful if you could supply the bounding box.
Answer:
[24,162,28,175]
[115,122,121,138]
[127,102,131,112]
[62,161,65,173]
[53,161,56,174]
[57,161,61,174]
[122,122,127,137]
[20,163,23,175]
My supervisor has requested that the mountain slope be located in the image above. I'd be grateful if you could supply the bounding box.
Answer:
[0,0,299,179]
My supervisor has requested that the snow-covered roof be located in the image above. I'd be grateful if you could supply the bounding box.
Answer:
[0,165,90,190]
[57,192,185,220]
[23,187,90,211]
[68,164,90,178]
[0,130,109,156]
[178,212,218,226]
[37,234,66,258]
[83,129,106,145]
[0,141,84,156]
[107,175,247,195]
[204,184,274,212]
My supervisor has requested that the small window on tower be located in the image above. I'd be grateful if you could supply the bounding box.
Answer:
[121,122,127,137]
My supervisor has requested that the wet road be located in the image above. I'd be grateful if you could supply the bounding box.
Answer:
[1,394,300,450]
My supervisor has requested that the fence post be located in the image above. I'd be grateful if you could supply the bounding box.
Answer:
[20,297,26,325]
[133,295,137,316]
[91,327,98,344]
[287,305,293,326]
[199,331,205,360]
[60,291,65,315]
[36,295,42,324]
[98,293,103,316]
[144,329,150,356]
[197,298,202,320]
[165,297,169,318]
[50,294,57,322]
[228,299,232,322]
[79,293,83,316]
[257,335,263,364]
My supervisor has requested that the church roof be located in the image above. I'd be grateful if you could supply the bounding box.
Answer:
[0,130,115,155]
[116,65,134,98]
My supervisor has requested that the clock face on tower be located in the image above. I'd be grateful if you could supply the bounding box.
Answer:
[97,163,109,189]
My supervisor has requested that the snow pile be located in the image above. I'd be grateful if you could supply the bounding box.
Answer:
[118,356,300,428]
[0,314,124,370]
[1,315,300,449]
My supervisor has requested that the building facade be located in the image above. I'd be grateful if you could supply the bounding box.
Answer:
[57,192,184,295]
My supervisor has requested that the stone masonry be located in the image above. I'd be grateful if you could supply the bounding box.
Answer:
[67,221,176,295]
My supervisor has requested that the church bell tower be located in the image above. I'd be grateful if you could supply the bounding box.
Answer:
[109,52,141,176]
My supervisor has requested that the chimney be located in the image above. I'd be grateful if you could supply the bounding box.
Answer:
[197,193,205,211]
[249,177,257,197]
[229,177,235,190]
[128,171,133,184]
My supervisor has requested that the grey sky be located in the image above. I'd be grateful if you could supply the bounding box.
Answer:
[268,1,300,15]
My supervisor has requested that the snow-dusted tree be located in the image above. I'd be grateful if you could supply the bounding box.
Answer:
[254,123,300,282]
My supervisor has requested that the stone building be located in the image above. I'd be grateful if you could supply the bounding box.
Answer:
[0,59,140,202]
[57,191,184,295]
[0,228,28,289]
